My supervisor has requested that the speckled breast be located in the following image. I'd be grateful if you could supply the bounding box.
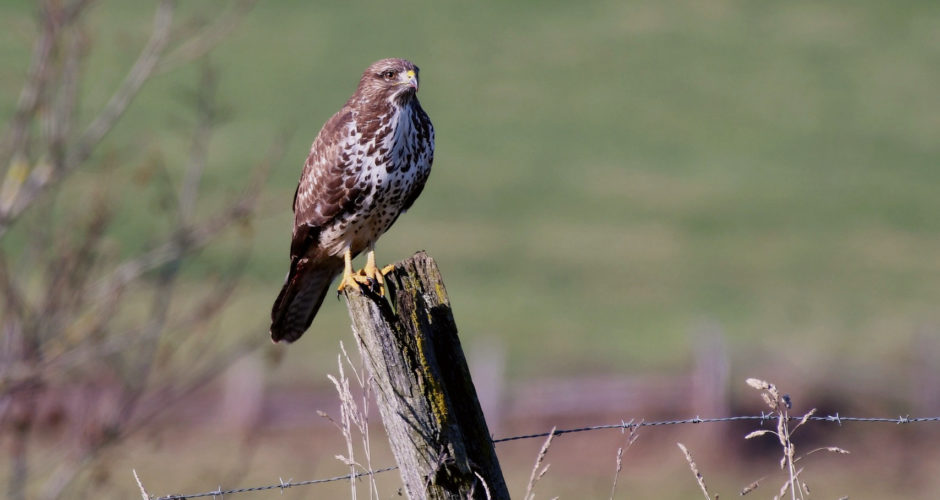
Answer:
[323,102,433,257]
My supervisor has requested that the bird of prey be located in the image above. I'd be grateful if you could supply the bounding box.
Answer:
[269,58,434,343]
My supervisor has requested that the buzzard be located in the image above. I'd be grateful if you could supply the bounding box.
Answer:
[270,58,434,343]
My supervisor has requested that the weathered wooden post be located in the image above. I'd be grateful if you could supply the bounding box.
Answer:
[342,251,510,500]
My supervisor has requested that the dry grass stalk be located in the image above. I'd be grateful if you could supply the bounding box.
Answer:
[524,426,556,500]
[132,469,149,500]
[739,477,763,496]
[677,442,714,500]
[610,447,624,499]
[743,378,849,500]
[339,340,380,498]
[473,471,493,500]
[608,419,640,500]
[324,341,379,500]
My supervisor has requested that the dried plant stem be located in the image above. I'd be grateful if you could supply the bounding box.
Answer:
[609,420,640,500]
[327,360,358,500]
[609,446,624,500]
[524,427,556,500]
[133,469,150,500]
[744,378,849,500]
[325,341,380,500]
[473,471,492,500]
[677,442,712,500]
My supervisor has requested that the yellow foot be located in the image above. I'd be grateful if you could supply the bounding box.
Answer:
[337,269,376,293]
[336,248,387,296]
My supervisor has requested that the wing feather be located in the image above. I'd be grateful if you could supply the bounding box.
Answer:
[290,109,360,259]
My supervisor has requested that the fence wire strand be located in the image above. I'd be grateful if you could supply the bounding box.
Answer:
[151,413,940,499]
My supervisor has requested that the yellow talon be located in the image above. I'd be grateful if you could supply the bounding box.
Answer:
[337,248,387,296]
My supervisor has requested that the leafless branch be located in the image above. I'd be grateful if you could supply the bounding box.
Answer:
[178,64,218,223]
[70,0,174,167]
[0,2,272,498]
[0,0,175,237]
[45,18,85,170]
[0,251,31,331]
[156,0,257,75]
[90,133,286,302]
[0,1,58,175]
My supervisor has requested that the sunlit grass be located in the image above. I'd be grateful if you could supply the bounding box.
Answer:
[2,0,939,381]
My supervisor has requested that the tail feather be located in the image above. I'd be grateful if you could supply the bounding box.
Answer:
[270,258,341,343]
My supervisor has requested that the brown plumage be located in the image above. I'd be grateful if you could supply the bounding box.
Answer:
[270,58,434,343]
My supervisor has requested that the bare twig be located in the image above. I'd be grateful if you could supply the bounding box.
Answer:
[155,0,257,75]
[45,17,85,170]
[70,0,174,167]
[178,63,218,223]
[0,1,58,177]
[0,251,31,330]
[89,133,285,302]
[0,3,272,499]
[0,0,175,236]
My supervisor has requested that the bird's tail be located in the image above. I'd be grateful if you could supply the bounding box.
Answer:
[270,257,341,343]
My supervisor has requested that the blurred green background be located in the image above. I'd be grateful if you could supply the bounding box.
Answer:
[2,0,939,498]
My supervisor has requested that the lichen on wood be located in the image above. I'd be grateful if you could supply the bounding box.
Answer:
[342,251,509,500]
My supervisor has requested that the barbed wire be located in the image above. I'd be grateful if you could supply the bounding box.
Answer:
[152,467,399,500]
[150,412,940,499]
[490,413,940,443]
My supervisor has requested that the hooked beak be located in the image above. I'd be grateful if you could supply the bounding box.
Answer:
[401,69,418,91]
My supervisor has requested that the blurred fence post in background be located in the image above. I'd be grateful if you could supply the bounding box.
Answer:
[342,251,510,500]
[691,323,730,415]
[468,337,506,436]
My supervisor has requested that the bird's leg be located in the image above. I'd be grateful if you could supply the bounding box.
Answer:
[361,249,378,279]
[337,247,368,292]
[361,248,386,296]
[337,246,386,295]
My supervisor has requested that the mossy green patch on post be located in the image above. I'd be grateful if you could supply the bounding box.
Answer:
[434,282,448,305]
[343,253,509,498]
[414,313,450,429]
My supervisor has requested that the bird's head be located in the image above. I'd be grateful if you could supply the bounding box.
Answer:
[356,58,420,106]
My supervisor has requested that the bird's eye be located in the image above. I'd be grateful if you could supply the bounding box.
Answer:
[382,70,396,80]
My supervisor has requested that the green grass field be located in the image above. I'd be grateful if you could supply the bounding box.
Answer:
[3,0,939,377]
[2,1,940,496]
